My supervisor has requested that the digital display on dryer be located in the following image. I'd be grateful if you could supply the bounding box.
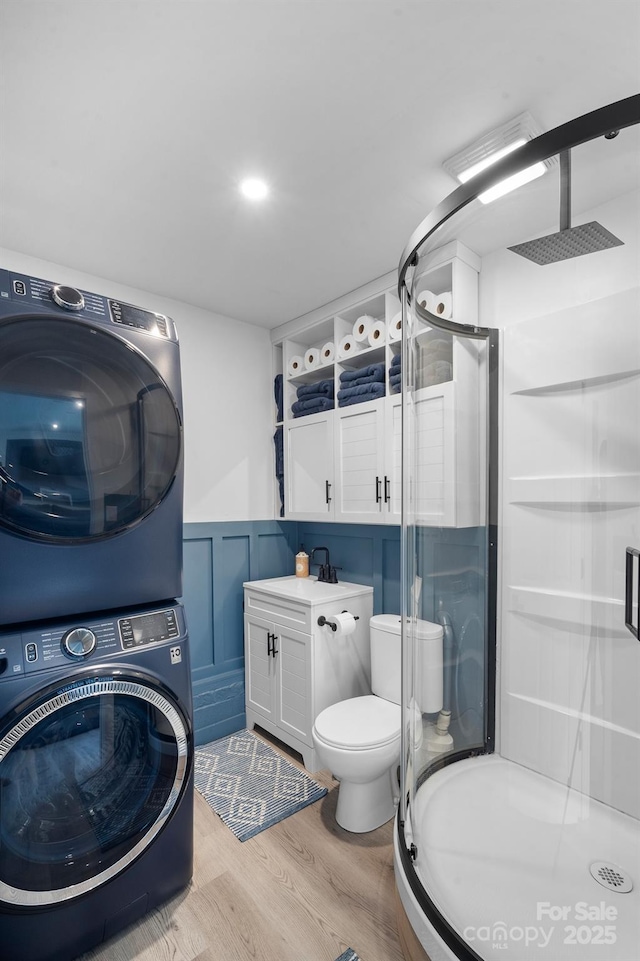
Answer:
[109,300,169,336]
[119,609,179,649]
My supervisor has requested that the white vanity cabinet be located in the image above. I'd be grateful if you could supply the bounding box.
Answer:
[243,576,374,771]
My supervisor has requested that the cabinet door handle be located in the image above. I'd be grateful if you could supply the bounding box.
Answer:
[384,475,391,504]
[272,635,279,656]
[267,632,273,656]
[375,476,382,504]
[325,480,332,506]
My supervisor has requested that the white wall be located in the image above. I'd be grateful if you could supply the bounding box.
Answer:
[0,247,275,523]
[479,192,640,818]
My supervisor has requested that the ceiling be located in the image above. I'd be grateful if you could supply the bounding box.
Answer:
[1,1,639,329]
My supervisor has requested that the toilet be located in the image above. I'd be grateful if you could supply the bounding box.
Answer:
[312,614,443,833]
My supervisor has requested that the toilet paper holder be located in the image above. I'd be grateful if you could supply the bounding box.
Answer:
[317,611,360,632]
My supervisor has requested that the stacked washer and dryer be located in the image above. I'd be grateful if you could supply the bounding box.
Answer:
[0,270,194,961]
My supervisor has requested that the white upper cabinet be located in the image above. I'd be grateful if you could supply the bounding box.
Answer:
[285,411,334,521]
[275,242,481,528]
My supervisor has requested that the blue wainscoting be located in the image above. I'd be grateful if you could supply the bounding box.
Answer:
[182,520,400,744]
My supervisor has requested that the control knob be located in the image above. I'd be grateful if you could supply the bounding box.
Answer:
[50,284,85,311]
[62,627,97,658]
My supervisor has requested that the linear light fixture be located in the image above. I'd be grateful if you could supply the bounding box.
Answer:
[443,111,555,204]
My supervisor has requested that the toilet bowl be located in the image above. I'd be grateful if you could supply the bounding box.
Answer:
[313,694,402,833]
[311,614,443,833]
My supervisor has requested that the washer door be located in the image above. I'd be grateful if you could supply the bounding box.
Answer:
[0,316,181,542]
[0,671,191,907]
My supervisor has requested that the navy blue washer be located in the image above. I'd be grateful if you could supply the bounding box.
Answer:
[0,601,194,961]
[0,269,184,627]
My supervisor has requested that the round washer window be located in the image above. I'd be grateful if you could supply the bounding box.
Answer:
[0,674,190,906]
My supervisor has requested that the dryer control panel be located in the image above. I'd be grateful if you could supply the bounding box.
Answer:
[0,604,186,678]
[0,269,177,342]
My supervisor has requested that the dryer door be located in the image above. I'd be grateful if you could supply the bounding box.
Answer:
[0,316,181,542]
[0,671,191,906]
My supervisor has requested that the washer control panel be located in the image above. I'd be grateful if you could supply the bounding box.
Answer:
[0,605,184,678]
[118,609,180,650]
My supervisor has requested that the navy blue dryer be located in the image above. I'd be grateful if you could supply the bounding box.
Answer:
[0,600,193,961]
[0,269,184,627]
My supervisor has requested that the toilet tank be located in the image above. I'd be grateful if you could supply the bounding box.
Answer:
[370,615,403,703]
[370,614,443,712]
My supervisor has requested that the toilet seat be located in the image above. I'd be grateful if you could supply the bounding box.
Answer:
[314,695,401,750]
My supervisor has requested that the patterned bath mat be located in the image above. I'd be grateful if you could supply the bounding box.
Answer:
[194,729,328,841]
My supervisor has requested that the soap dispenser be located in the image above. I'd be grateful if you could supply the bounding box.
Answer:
[295,549,309,577]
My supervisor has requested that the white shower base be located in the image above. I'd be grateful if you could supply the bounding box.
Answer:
[395,754,640,960]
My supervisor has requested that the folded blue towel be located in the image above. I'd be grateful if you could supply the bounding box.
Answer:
[391,353,401,368]
[296,378,334,399]
[340,363,386,384]
[339,388,386,407]
[338,369,385,388]
[390,382,401,394]
[274,374,283,422]
[292,396,335,417]
[338,382,385,406]
[389,371,402,385]
[389,371,402,394]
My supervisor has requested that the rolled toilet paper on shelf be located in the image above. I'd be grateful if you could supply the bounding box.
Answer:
[416,289,453,319]
[388,311,402,342]
[352,314,376,342]
[368,319,386,347]
[337,334,363,360]
[304,348,321,371]
[433,291,452,319]
[331,611,357,637]
[320,341,335,365]
[416,289,436,312]
[288,355,304,376]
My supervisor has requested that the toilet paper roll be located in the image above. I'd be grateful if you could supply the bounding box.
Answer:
[352,314,376,342]
[331,611,357,637]
[288,355,304,376]
[388,311,402,342]
[304,348,320,371]
[368,319,386,348]
[416,289,436,312]
[320,341,335,365]
[337,334,363,360]
[433,291,452,319]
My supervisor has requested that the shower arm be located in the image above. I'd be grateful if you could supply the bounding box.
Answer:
[559,150,571,232]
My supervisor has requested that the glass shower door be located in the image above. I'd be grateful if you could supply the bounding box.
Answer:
[400,270,497,844]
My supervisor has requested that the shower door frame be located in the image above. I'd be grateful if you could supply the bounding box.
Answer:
[395,93,640,961]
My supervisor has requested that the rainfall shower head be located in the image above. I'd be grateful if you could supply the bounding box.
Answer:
[508,149,623,265]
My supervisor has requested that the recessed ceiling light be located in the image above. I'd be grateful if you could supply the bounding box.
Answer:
[240,178,269,201]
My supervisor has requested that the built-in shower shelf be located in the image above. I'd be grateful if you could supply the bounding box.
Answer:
[511,367,639,396]
[507,473,640,509]
[507,583,624,628]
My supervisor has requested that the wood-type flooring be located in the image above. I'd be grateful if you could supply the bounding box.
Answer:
[80,728,405,961]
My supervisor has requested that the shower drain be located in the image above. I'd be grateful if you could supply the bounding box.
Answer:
[589,861,633,893]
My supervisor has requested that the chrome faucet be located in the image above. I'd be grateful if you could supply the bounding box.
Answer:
[311,546,339,584]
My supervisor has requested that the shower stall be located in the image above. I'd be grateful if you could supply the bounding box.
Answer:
[394,96,640,961]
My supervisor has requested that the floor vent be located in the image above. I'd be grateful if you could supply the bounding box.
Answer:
[589,861,633,893]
